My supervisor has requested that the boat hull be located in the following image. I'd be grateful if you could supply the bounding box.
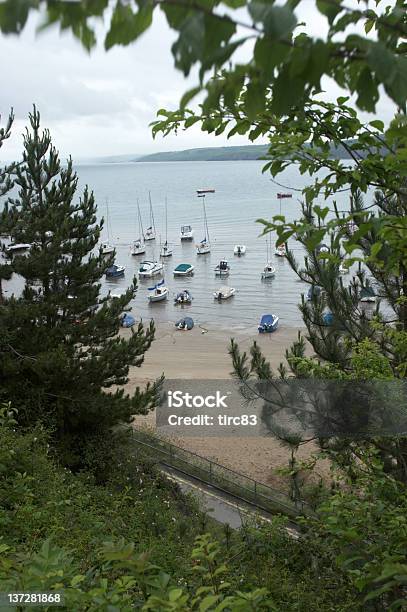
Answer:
[149,289,169,302]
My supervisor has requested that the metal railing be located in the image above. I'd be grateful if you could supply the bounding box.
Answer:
[132,428,312,519]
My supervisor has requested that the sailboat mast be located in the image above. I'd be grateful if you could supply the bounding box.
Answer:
[137,199,144,239]
[203,196,210,242]
[149,191,156,233]
[165,196,168,244]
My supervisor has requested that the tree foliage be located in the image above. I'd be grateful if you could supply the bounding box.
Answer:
[0,109,161,468]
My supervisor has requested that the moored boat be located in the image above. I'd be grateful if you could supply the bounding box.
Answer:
[160,197,173,257]
[180,225,194,241]
[213,286,235,300]
[258,314,279,333]
[275,244,286,257]
[131,200,146,255]
[139,260,163,278]
[5,242,31,255]
[148,279,169,302]
[174,289,192,304]
[215,260,230,276]
[234,245,246,256]
[105,264,125,278]
[360,286,376,303]
[261,262,276,279]
[173,263,194,276]
[196,189,212,254]
[144,192,156,241]
[121,313,136,327]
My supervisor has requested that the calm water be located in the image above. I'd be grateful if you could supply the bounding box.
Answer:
[3,160,360,330]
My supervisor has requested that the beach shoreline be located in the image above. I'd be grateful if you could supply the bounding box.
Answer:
[125,322,330,490]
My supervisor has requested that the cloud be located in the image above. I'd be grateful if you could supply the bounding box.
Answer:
[0,3,397,160]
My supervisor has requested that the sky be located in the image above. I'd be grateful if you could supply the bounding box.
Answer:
[0,2,396,161]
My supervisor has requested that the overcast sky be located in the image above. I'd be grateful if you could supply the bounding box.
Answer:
[0,2,396,161]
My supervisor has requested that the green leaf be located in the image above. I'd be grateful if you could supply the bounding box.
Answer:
[249,3,297,39]
[105,3,153,50]
[316,0,341,24]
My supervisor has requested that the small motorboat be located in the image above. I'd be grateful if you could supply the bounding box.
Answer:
[180,225,194,241]
[234,245,246,256]
[275,244,286,257]
[339,261,348,274]
[360,286,376,303]
[6,242,31,255]
[174,289,193,305]
[215,260,230,276]
[261,263,276,279]
[196,238,210,255]
[106,264,125,278]
[316,243,330,254]
[258,314,279,333]
[160,242,173,258]
[121,313,136,328]
[213,286,235,300]
[148,280,169,302]
[173,263,194,276]
[175,316,194,330]
[139,260,163,278]
[131,239,146,256]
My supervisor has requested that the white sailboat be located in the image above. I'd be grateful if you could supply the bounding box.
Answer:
[160,197,173,257]
[131,199,146,256]
[145,191,156,241]
[101,200,115,254]
[261,235,276,279]
[196,189,212,255]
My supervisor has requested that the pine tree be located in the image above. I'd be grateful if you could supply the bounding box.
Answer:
[0,111,15,304]
[0,108,161,467]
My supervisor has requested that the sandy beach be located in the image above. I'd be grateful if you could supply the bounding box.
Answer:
[125,323,330,490]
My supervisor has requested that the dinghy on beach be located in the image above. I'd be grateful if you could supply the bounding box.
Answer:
[258,314,279,333]
[175,316,194,330]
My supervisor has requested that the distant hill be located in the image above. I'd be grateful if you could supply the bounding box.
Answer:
[136,145,270,163]
[136,144,358,163]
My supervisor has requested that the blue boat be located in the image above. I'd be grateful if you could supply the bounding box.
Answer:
[323,311,334,326]
[258,314,279,333]
[121,313,136,328]
[176,316,194,330]
[106,264,125,278]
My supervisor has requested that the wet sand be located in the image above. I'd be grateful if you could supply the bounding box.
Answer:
[124,323,330,490]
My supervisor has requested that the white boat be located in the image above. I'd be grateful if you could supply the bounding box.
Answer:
[275,244,286,257]
[173,263,194,276]
[148,279,169,302]
[196,190,212,254]
[139,260,163,278]
[261,236,276,278]
[360,287,376,303]
[234,245,246,256]
[339,261,348,274]
[160,197,173,258]
[144,191,156,241]
[213,286,236,300]
[101,199,115,254]
[5,242,31,254]
[261,263,276,279]
[180,225,194,241]
[215,260,230,276]
[131,200,146,256]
